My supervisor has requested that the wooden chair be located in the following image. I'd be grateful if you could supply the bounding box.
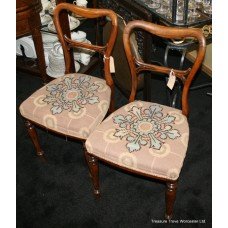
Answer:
[19,3,117,159]
[85,20,206,220]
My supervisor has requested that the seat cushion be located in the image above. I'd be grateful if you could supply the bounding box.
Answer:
[85,100,189,180]
[19,73,111,139]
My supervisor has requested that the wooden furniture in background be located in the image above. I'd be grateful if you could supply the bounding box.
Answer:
[16,0,47,82]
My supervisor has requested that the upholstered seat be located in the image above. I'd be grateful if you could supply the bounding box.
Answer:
[20,73,111,139]
[86,100,189,180]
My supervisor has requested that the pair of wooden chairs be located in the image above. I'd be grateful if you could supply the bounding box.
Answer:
[19,3,206,220]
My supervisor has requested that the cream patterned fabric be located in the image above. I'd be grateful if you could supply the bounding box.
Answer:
[19,73,111,139]
[85,101,189,180]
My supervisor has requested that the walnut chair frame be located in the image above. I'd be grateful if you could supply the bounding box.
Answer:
[85,20,206,220]
[19,3,118,159]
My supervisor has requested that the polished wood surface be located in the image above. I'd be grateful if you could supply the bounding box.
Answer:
[83,142,100,198]
[16,0,47,82]
[16,0,42,37]
[24,120,44,157]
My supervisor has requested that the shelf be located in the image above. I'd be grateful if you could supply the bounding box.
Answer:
[133,0,212,27]
[40,16,87,34]
[17,55,101,82]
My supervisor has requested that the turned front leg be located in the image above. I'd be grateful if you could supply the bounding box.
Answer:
[165,181,178,221]
[25,120,44,156]
[83,144,100,198]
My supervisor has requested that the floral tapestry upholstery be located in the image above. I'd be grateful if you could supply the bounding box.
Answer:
[19,73,111,139]
[85,101,189,180]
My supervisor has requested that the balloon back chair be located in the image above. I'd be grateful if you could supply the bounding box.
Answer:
[19,3,118,159]
[85,20,206,220]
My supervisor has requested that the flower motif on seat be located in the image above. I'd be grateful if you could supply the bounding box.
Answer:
[113,104,181,152]
[43,75,100,114]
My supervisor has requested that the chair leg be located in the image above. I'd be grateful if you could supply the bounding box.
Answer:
[24,120,44,157]
[83,143,100,198]
[165,180,178,221]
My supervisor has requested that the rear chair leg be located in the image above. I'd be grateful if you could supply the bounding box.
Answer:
[83,143,100,198]
[165,180,178,221]
[25,120,44,157]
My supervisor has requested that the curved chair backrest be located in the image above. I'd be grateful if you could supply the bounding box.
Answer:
[53,3,118,110]
[123,20,206,117]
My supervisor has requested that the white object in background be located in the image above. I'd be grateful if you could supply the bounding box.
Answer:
[79,52,91,65]
[46,60,80,78]
[44,51,49,66]
[41,31,58,43]
[47,47,65,78]
[53,42,64,56]
[43,42,55,55]
[42,33,59,66]
[73,0,88,7]
[41,0,52,11]
[47,17,80,32]
[16,36,37,58]
[46,41,81,78]
[72,38,94,65]
[40,11,45,17]
[42,32,58,44]
[75,61,81,72]
[74,52,81,61]
[40,14,52,26]
[48,6,55,15]
[71,31,87,42]
[50,0,56,7]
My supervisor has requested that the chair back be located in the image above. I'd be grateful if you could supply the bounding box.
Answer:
[123,20,206,116]
[53,3,118,110]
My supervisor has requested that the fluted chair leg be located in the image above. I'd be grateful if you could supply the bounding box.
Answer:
[165,180,178,221]
[83,144,100,198]
[25,120,44,157]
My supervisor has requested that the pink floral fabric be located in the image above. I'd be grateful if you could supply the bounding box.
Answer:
[85,101,189,180]
[19,73,111,139]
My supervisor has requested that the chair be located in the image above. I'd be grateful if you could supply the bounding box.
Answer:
[85,20,206,219]
[19,3,118,158]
